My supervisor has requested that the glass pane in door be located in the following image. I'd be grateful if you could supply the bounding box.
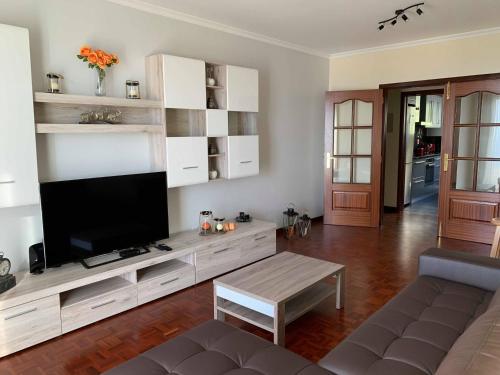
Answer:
[332,158,351,183]
[477,161,500,193]
[334,101,352,127]
[453,127,476,157]
[451,160,474,191]
[354,100,373,126]
[353,129,371,155]
[479,126,500,158]
[353,157,371,183]
[333,129,352,155]
[480,92,500,123]
[455,93,479,124]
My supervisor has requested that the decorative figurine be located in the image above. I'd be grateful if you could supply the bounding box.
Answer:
[79,109,122,124]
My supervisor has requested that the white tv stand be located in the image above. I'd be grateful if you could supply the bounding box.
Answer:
[0,220,276,357]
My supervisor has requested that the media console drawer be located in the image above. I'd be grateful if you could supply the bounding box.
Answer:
[195,239,243,282]
[61,279,137,334]
[0,294,61,357]
[138,261,196,305]
[241,229,276,265]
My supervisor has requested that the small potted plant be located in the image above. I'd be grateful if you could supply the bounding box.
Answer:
[77,45,119,96]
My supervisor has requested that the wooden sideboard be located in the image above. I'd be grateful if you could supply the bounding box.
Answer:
[0,220,276,357]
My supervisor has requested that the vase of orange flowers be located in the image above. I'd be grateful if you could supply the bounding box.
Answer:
[77,45,119,96]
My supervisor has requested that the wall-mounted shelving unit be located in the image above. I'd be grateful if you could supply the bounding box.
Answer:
[33,92,166,171]
[146,54,260,188]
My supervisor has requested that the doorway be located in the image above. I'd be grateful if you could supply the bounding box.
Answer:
[383,87,444,217]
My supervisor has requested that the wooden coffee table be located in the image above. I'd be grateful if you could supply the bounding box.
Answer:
[213,251,345,346]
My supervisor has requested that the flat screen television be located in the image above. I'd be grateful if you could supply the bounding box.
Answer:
[40,172,169,268]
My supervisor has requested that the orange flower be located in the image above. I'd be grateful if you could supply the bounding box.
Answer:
[79,45,92,57]
[111,54,119,64]
[87,51,98,64]
[103,53,113,65]
[95,49,105,59]
[97,56,107,69]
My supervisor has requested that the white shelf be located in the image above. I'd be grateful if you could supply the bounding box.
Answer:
[206,85,224,90]
[34,92,163,109]
[208,153,225,158]
[36,123,163,134]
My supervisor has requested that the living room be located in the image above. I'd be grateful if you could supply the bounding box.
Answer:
[0,0,499,374]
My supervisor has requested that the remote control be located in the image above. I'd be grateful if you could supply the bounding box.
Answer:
[119,248,141,258]
[157,244,172,251]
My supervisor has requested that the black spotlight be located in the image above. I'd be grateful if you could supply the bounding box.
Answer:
[402,14,408,21]
[416,8,423,15]
[378,24,385,30]
[391,19,397,26]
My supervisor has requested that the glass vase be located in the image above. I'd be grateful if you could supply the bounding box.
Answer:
[95,69,106,96]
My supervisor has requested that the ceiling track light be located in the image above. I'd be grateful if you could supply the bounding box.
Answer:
[378,2,424,30]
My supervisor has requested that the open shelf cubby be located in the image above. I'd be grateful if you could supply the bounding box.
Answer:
[208,137,227,179]
[33,92,164,134]
[137,259,192,284]
[228,112,258,136]
[165,109,206,137]
[60,275,134,309]
[206,62,227,110]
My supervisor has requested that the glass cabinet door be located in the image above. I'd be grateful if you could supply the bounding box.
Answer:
[332,100,373,184]
[452,92,500,193]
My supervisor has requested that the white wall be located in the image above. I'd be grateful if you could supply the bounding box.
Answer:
[329,31,500,90]
[0,0,328,272]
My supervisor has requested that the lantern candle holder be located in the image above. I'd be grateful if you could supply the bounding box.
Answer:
[282,204,299,239]
[47,73,64,93]
[298,213,312,238]
[126,80,140,99]
[213,218,226,234]
[199,211,213,236]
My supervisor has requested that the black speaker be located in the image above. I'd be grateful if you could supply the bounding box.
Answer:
[29,242,45,274]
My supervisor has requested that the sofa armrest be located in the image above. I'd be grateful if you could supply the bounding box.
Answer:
[419,248,500,292]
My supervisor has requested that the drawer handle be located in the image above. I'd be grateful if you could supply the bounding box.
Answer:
[254,236,267,241]
[91,299,116,310]
[414,161,425,164]
[0,180,15,185]
[214,248,230,254]
[240,161,252,164]
[413,178,425,183]
[160,277,179,286]
[4,307,37,320]
[183,166,199,170]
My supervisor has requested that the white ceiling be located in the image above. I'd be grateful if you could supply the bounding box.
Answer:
[115,0,500,56]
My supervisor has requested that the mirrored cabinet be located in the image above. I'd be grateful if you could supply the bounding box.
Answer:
[146,54,259,188]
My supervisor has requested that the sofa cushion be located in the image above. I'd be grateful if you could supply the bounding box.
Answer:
[319,276,492,375]
[435,288,500,375]
[104,320,332,375]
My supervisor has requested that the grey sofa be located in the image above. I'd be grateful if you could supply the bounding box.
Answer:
[105,248,500,375]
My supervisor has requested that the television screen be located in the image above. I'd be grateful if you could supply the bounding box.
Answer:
[40,172,169,268]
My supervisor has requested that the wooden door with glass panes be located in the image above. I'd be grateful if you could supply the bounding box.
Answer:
[324,90,383,227]
[439,80,500,244]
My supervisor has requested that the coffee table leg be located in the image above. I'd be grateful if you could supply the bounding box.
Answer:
[213,292,225,321]
[273,303,285,346]
[336,268,345,309]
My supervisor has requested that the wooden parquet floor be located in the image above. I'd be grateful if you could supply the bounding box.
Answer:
[0,210,490,374]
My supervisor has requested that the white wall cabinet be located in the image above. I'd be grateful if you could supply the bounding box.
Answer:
[227,136,259,179]
[0,24,38,208]
[226,65,259,112]
[163,55,206,110]
[166,137,208,187]
[206,109,228,137]
[146,54,260,187]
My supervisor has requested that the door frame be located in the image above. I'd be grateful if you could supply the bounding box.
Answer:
[378,72,500,228]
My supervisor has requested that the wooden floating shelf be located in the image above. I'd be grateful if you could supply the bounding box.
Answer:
[206,85,224,90]
[34,92,163,109]
[208,153,225,158]
[36,123,163,134]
